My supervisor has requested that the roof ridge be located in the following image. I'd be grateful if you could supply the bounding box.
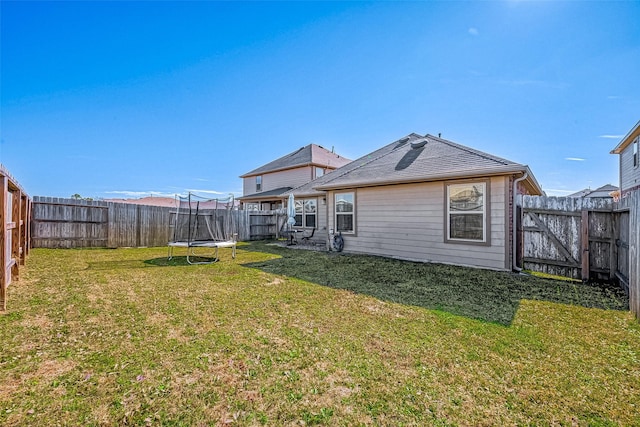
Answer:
[316,133,424,187]
[426,134,516,166]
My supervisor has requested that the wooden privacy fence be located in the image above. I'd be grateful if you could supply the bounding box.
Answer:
[616,191,640,320]
[32,197,287,248]
[518,190,640,319]
[1,165,31,311]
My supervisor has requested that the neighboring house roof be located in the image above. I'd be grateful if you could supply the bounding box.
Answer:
[304,133,542,194]
[610,120,640,154]
[240,144,352,178]
[105,196,239,208]
[105,196,178,207]
[237,186,293,201]
[567,184,618,198]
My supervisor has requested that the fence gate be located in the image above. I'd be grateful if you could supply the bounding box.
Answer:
[615,210,630,293]
[519,196,615,281]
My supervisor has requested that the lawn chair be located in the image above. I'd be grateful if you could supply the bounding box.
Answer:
[300,228,315,244]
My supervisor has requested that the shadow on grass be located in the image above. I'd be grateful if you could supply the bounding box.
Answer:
[143,256,217,266]
[86,256,215,270]
[241,241,629,326]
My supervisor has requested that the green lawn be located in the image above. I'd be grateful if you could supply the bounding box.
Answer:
[1,242,638,426]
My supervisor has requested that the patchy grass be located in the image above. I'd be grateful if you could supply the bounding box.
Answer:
[523,269,583,283]
[0,242,638,426]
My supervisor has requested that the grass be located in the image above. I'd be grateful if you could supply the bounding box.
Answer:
[0,241,638,426]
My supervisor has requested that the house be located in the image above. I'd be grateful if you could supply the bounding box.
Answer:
[104,196,239,209]
[238,144,351,210]
[286,133,542,271]
[567,184,618,199]
[610,120,640,196]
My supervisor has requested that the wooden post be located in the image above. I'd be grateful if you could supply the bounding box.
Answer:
[11,190,21,281]
[581,209,590,281]
[0,176,7,311]
[610,211,618,281]
[20,194,27,264]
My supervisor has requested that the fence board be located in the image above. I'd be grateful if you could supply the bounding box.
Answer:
[32,198,286,248]
[519,191,639,320]
[519,196,616,281]
[617,190,640,320]
[1,165,31,311]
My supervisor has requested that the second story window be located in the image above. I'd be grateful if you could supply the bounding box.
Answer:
[315,167,325,179]
[634,137,638,168]
[256,175,262,192]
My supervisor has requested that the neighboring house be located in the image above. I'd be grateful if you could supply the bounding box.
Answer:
[611,120,640,196]
[104,196,178,207]
[568,184,619,199]
[104,196,238,209]
[286,133,542,271]
[238,144,351,210]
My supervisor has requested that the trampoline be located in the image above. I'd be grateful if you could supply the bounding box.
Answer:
[167,193,237,264]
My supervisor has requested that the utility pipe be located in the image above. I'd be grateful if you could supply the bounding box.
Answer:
[512,172,528,272]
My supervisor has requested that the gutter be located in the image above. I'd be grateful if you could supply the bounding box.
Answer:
[314,165,533,192]
[512,171,528,272]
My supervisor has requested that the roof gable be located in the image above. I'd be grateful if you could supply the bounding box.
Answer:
[240,144,351,177]
[311,133,541,193]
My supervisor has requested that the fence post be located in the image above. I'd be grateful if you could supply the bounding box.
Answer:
[0,176,7,311]
[581,209,590,281]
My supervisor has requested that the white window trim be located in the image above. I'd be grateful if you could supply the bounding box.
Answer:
[445,181,490,245]
[256,175,262,192]
[294,198,317,228]
[334,192,355,234]
[633,137,639,168]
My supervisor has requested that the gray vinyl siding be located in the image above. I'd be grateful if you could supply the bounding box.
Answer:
[265,167,312,191]
[327,177,509,270]
[620,140,640,192]
[242,177,256,196]
[242,167,312,196]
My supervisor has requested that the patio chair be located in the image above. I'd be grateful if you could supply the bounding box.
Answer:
[300,227,315,243]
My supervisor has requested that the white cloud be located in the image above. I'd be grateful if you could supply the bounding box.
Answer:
[565,157,585,161]
[599,134,623,139]
[468,27,479,36]
[103,188,242,200]
[185,188,226,195]
[607,95,621,99]
[497,79,568,89]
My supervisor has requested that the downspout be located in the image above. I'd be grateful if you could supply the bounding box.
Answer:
[512,172,528,272]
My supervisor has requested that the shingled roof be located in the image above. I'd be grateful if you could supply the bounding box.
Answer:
[240,144,352,178]
[568,184,618,198]
[237,186,293,201]
[287,133,542,195]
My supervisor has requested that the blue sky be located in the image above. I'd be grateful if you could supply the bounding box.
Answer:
[1,1,639,199]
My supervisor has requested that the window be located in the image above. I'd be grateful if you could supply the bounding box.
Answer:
[244,203,259,211]
[446,182,487,243]
[315,167,325,179]
[634,137,638,168]
[256,175,262,192]
[294,199,317,228]
[335,192,354,233]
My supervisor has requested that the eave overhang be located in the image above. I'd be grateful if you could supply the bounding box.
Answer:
[313,165,543,195]
[610,120,640,154]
